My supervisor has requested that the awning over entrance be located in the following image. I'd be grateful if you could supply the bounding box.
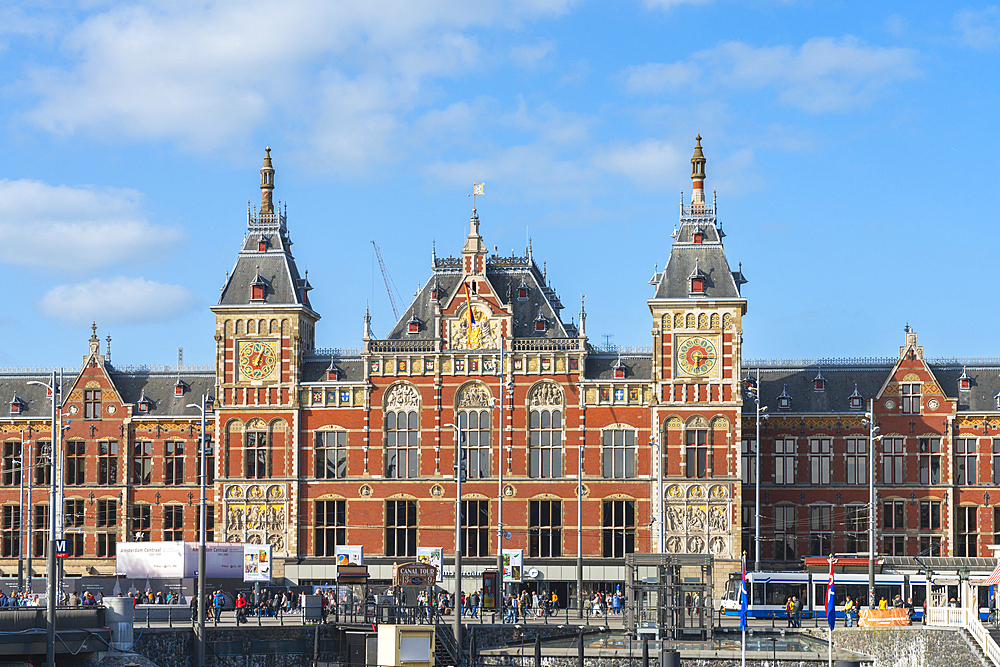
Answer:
[983,562,1000,586]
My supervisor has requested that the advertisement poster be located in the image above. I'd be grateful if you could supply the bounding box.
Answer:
[416,547,443,583]
[502,548,523,583]
[116,542,186,578]
[243,544,272,582]
[335,544,364,566]
[482,570,499,610]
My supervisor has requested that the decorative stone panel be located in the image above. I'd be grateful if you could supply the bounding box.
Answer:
[223,482,289,556]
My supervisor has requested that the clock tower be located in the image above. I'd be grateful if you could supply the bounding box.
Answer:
[648,137,747,586]
[210,148,318,559]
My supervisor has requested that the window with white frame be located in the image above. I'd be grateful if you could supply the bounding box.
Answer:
[955,438,977,485]
[315,431,347,479]
[741,438,757,484]
[883,534,905,556]
[883,499,905,530]
[809,438,832,485]
[529,408,562,478]
[844,505,867,554]
[900,383,921,414]
[458,409,491,478]
[774,438,795,485]
[774,506,796,561]
[882,437,905,485]
[385,411,419,478]
[602,428,636,478]
[956,505,978,557]
[809,505,832,556]
[686,429,708,478]
[845,438,867,485]
[919,438,941,484]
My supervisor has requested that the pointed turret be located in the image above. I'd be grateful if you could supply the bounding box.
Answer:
[691,135,707,211]
[260,147,275,214]
[462,209,488,273]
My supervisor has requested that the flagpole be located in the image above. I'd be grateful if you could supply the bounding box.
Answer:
[827,555,837,667]
[740,552,747,667]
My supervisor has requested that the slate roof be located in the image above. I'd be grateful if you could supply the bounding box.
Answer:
[0,373,75,418]
[928,364,1000,412]
[110,370,215,417]
[300,358,366,383]
[584,354,653,381]
[382,251,572,341]
[216,214,314,313]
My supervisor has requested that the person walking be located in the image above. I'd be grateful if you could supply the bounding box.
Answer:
[792,596,802,628]
[785,596,794,627]
[844,596,854,628]
[213,590,225,624]
[235,592,247,626]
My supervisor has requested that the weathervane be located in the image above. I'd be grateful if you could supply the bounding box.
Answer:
[468,182,485,208]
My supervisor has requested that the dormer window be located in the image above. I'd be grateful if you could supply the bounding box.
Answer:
[693,227,704,244]
[995,391,1000,409]
[258,235,268,252]
[250,270,267,301]
[517,279,529,301]
[814,371,825,392]
[849,384,863,410]
[688,260,707,295]
[137,393,152,414]
[613,357,626,379]
[327,367,340,381]
[534,314,547,332]
[173,379,187,397]
[777,385,792,410]
[9,396,23,415]
[407,314,421,334]
[959,368,971,391]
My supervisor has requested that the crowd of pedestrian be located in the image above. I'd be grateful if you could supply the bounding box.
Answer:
[0,590,42,606]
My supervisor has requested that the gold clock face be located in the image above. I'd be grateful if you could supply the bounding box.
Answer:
[677,336,718,376]
[238,340,278,381]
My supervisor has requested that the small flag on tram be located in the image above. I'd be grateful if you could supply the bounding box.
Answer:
[826,558,837,631]
[740,553,748,631]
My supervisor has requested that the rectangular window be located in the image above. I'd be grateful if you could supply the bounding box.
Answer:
[529,500,562,557]
[994,507,1000,547]
[883,535,906,556]
[2,442,21,486]
[809,505,832,556]
[919,501,941,530]
[97,532,117,558]
[919,535,942,556]
[84,389,102,419]
[64,499,84,528]
[66,533,84,557]
[461,500,489,557]
[883,500,905,530]
[741,438,757,484]
[775,438,795,485]
[97,499,117,528]
[919,438,941,484]
[385,411,419,479]
[132,442,152,485]
[34,442,51,486]
[385,500,417,557]
[774,506,796,561]
[206,505,215,542]
[686,429,708,478]
[98,441,118,485]
[459,410,491,479]
[163,506,183,541]
[1,506,20,557]
[955,438,977,485]
[809,438,832,485]
[956,506,978,557]
[845,438,867,485]
[245,431,268,479]
[65,441,85,485]
[314,500,346,556]
[844,505,867,555]
[882,437,905,485]
[602,429,636,479]
[601,500,635,558]
[164,441,184,485]
[32,506,48,557]
[130,505,151,541]
[900,383,921,414]
[197,440,215,486]
[315,431,348,479]
[529,409,562,478]
[994,440,1000,485]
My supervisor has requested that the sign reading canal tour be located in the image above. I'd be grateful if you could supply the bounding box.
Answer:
[393,562,438,587]
[243,544,272,582]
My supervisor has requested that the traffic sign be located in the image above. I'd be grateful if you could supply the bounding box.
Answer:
[55,539,68,559]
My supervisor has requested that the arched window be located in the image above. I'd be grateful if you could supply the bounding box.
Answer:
[245,426,268,479]
[529,409,561,478]
[385,411,419,478]
[457,409,490,478]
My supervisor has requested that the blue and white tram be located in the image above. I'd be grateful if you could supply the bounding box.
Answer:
[721,571,925,620]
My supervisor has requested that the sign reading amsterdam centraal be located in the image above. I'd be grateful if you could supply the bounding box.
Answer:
[116,542,244,578]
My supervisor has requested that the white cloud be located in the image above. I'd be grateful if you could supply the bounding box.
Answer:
[593,139,686,190]
[23,0,574,163]
[954,6,1000,50]
[37,277,195,326]
[624,36,920,113]
[510,41,556,69]
[0,179,182,270]
[642,0,713,9]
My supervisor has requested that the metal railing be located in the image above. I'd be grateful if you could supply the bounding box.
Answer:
[926,607,1000,667]
[368,340,438,353]
[512,338,584,352]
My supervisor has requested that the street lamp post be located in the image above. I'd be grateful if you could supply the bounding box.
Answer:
[27,373,59,667]
[444,422,464,661]
[186,394,214,667]
[744,371,767,572]
[865,400,882,608]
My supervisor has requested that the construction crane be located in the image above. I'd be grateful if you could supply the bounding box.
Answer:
[371,241,400,321]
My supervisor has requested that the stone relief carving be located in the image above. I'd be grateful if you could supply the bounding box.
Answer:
[710,536,726,555]
[688,506,707,531]
[529,382,563,407]
[664,506,684,532]
[666,536,682,553]
[458,384,492,408]
[385,384,420,409]
[661,482,735,559]
[687,485,706,499]
[223,482,289,556]
[686,415,709,429]
[709,505,728,532]
[710,484,727,499]
[687,536,705,553]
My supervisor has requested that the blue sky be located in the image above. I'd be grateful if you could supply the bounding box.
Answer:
[2,0,999,367]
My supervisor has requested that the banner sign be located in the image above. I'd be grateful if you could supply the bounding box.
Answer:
[394,562,438,587]
[243,544,272,582]
[502,549,523,583]
[482,570,500,611]
[117,542,245,578]
[335,545,364,566]
[416,547,444,583]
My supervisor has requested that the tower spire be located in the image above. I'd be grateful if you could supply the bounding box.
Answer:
[260,146,275,214]
[690,135,706,211]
